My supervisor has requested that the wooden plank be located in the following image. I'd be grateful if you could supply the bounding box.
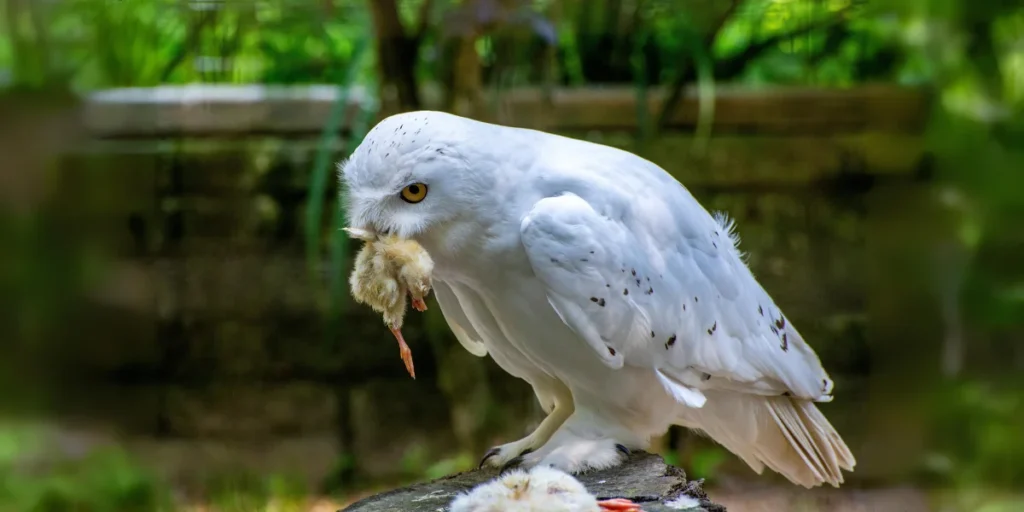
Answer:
[80,84,930,138]
[580,131,927,186]
[480,85,932,134]
[71,136,352,156]
[82,84,374,138]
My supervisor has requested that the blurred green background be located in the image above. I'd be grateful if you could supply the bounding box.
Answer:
[1,0,1022,511]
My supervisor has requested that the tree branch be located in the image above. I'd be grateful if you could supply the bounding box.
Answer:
[714,6,854,79]
[159,9,216,83]
[656,3,854,131]
[807,24,851,68]
[369,0,421,109]
[655,0,740,131]
[414,0,435,43]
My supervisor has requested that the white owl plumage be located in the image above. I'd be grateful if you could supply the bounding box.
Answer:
[340,110,855,488]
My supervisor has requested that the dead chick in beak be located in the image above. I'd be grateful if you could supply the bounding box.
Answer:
[345,227,434,379]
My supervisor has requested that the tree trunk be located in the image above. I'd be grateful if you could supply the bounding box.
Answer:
[368,0,421,110]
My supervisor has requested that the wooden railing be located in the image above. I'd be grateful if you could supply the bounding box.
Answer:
[77,84,932,186]
[80,84,931,135]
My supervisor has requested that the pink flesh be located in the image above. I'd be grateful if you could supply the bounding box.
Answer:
[597,498,644,511]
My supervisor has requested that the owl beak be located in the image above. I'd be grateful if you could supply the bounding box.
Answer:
[343,226,377,241]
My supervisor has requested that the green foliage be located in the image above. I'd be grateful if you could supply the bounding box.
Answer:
[891,0,1024,490]
[685,446,730,485]
[322,451,359,492]
[204,470,310,512]
[0,0,984,90]
[303,32,372,317]
[0,426,171,512]
[0,0,375,90]
[899,0,1024,339]
[0,0,1015,99]
[0,425,317,511]
[422,453,475,481]
[924,380,1024,490]
[398,444,474,481]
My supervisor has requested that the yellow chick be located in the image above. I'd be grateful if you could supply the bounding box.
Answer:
[448,465,644,512]
[346,227,434,379]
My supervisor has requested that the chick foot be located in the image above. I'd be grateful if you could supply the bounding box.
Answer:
[389,326,416,379]
[411,297,428,312]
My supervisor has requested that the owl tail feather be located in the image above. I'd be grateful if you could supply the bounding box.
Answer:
[675,390,855,488]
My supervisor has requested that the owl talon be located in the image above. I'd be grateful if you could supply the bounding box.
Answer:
[478,447,501,469]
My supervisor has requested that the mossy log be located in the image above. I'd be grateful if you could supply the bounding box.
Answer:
[340,451,725,512]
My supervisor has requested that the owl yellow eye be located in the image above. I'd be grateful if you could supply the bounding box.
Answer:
[400,183,428,203]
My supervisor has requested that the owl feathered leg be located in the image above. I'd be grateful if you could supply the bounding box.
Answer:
[511,404,644,474]
[479,382,574,469]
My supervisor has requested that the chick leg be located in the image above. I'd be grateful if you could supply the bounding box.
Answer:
[389,327,416,379]
[597,498,644,511]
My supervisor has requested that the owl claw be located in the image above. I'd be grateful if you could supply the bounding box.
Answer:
[499,454,526,473]
[478,447,501,469]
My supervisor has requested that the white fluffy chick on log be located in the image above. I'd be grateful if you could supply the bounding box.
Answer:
[449,465,644,512]
[345,226,434,379]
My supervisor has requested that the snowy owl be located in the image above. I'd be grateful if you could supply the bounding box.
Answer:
[339,110,856,488]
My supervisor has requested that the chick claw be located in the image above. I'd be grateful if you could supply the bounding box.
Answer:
[389,327,416,379]
[411,297,428,312]
[598,498,644,512]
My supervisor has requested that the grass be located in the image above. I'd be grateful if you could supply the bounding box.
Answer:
[0,423,171,512]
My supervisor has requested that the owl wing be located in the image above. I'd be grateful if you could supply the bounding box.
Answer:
[519,192,835,408]
[432,280,489,357]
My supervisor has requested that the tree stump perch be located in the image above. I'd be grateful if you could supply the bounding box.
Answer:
[340,451,726,511]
